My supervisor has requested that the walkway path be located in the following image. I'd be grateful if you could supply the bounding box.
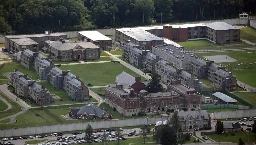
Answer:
[89,89,104,106]
[0,84,31,110]
[104,51,151,80]
[237,80,256,92]
[241,39,256,46]
[58,60,111,66]
[0,96,12,112]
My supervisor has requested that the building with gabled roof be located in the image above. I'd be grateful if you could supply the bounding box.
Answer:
[69,104,111,120]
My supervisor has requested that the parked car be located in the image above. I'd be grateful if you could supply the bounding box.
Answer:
[202,136,209,140]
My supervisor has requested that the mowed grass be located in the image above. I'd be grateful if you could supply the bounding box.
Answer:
[25,139,48,144]
[232,92,256,107]
[99,103,128,119]
[0,108,59,129]
[0,93,22,120]
[0,118,10,124]
[0,61,39,80]
[240,26,256,43]
[195,50,256,87]
[208,132,256,143]
[90,88,106,98]
[0,99,8,111]
[60,62,143,86]
[37,81,75,105]
[109,50,124,56]
[178,40,215,49]
[178,40,252,51]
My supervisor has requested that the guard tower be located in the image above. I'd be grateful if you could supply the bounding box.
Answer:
[239,12,249,25]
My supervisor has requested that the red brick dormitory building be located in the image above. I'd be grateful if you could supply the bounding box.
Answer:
[163,22,240,44]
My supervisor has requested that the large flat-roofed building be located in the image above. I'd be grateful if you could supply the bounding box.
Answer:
[8,38,39,53]
[115,28,164,50]
[5,32,67,53]
[78,31,112,50]
[163,22,240,44]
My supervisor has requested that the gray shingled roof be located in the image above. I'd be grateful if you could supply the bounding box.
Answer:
[69,78,81,87]
[23,49,35,57]
[177,110,209,121]
[50,67,63,75]
[11,38,38,45]
[206,22,238,30]
[116,71,135,87]
[117,29,163,41]
[76,104,109,117]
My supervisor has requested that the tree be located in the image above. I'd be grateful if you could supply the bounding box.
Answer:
[85,124,93,140]
[215,120,224,134]
[170,111,180,133]
[141,125,149,144]
[153,0,174,23]
[238,138,245,145]
[252,120,256,140]
[160,125,177,145]
[145,73,163,93]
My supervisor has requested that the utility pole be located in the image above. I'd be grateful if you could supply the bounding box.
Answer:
[103,130,106,145]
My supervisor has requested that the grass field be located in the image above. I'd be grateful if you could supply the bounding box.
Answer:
[0,93,22,120]
[90,88,106,98]
[194,50,256,88]
[0,99,8,111]
[0,118,10,123]
[0,61,39,80]
[240,26,256,43]
[60,62,144,86]
[178,40,252,51]
[25,139,48,144]
[109,50,124,56]
[208,132,256,143]
[232,92,256,107]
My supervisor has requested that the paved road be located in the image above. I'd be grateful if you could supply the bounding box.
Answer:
[237,80,256,92]
[0,95,12,112]
[0,84,31,110]
[241,39,256,46]
[59,61,111,65]
[89,89,104,106]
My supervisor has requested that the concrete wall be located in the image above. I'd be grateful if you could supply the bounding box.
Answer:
[250,20,256,29]
[0,117,168,137]
[0,37,4,44]
[210,109,256,120]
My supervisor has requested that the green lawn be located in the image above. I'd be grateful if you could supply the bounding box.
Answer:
[99,103,129,119]
[60,62,143,86]
[0,99,8,111]
[0,108,60,129]
[37,81,75,105]
[178,40,252,51]
[178,40,216,50]
[208,132,256,143]
[0,118,10,123]
[232,92,256,107]
[101,51,110,56]
[25,139,48,144]
[53,56,112,64]
[0,93,22,120]
[0,61,39,80]
[90,88,106,98]
[240,26,256,43]
[109,50,124,56]
[70,37,78,42]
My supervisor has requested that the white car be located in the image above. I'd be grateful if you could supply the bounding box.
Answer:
[2,138,8,141]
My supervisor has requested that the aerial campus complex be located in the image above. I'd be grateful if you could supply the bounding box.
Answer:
[1,13,256,144]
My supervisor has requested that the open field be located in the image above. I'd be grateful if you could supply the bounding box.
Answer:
[53,56,112,64]
[109,50,124,56]
[60,62,145,86]
[232,92,256,107]
[240,26,256,43]
[0,118,10,123]
[90,88,106,98]
[178,40,252,51]
[0,61,39,80]
[208,132,256,143]
[195,50,256,88]
[0,93,22,119]
[0,99,8,111]
[25,139,48,144]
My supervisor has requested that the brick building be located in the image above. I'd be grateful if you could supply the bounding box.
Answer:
[163,22,240,44]
[5,32,67,53]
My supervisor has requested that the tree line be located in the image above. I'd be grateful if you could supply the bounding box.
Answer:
[0,0,255,35]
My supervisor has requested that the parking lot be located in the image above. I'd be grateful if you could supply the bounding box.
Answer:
[1,128,143,145]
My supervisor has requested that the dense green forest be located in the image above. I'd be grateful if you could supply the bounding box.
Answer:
[0,0,255,34]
